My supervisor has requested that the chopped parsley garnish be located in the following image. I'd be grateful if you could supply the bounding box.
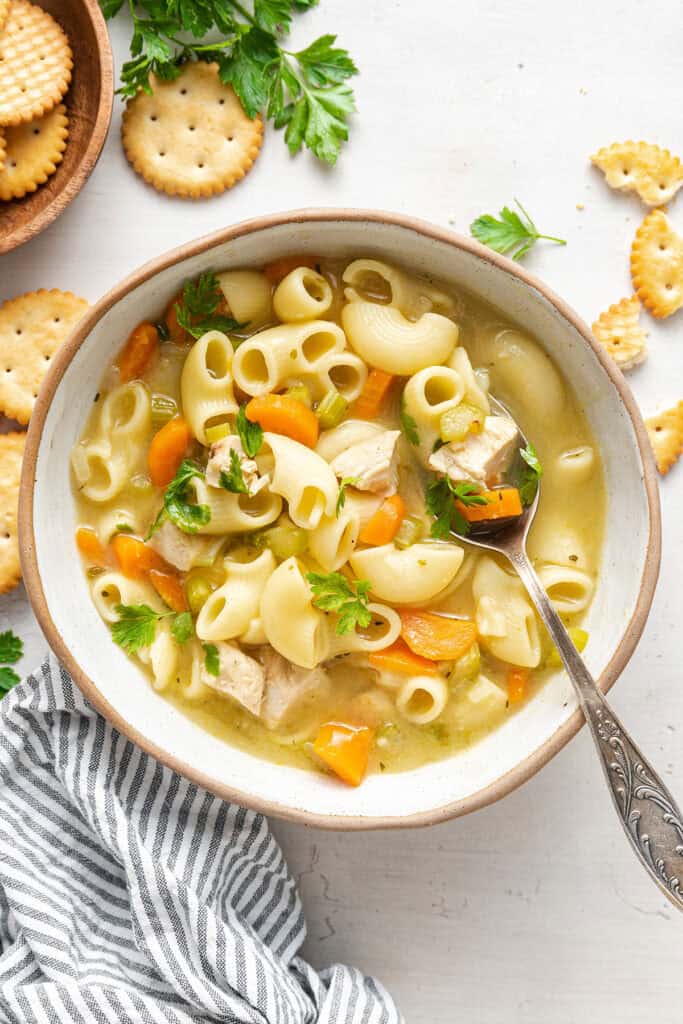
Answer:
[399,396,420,446]
[0,630,23,664]
[111,604,194,654]
[0,667,20,694]
[175,272,243,340]
[306,571,372,635]
[425,478,489,538]
[203,643,220,677]
[236,403,263,457]
[335,476,358,516]
[518,442,542,505]
[171,612,193,645]
[147,460,211,537]
[470,200,566,262]
[219,449,249,494]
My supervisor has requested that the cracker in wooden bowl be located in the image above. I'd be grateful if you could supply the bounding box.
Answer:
[0,0,72,128]
[631,209,683,318]
[592,141,683,206]
[592,295,647,370]
[0,128,5,173]
[121,62,263,199]
[0,289,88,424]
[0,431,24,594]
[0,103,68,200]
[646,402,683,475]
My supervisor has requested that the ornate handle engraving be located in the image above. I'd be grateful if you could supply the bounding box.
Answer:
[510,549,683,910]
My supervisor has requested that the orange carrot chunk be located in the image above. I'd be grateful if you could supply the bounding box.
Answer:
[148,416,193,487]
[149,569,188,613]
[116,321,159,382]
[368,638,439,676]
[455,487,523,523]
[263,255,319,284]
[358,494,406,546]
[163,290,189,343]
[112,534,167,579]
[507,667,530,703]
[245,394,319,448]
[75,526,109,566]
[312,722,374,787]
[400,610,477,661]
[353,369,394,420]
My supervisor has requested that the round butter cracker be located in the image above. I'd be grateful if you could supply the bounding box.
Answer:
[646,402,683,475]
[0,431,25,595]
[631,209,683,319]
[0,289,88,425]
[0,0,9,31]
[0,103,68,200]
[0,0,72,128]
[122,62,263,199]
[592,295,647,370]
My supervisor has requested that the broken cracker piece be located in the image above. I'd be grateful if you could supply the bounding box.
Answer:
[592,295,647,370]
[646,401,683,475]
[631,209,683,318]
[591,141,683,206]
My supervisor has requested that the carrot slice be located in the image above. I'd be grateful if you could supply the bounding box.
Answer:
[312,722,374,787]
[507,667,530,703]
[75,526,109,566]
[353,369,394,420]
[456,487,522,523]
[358,494,406,545]
[112,534,167,579]
[400,610,477,661]
[149,569,188,613]
[245,394,319,448]
[116,321,159,382]
[148,416,193,487]
[263,255,319,284]
[368,638,439,676]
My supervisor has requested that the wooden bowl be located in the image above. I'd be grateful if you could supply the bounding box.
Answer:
[0,0,113,254]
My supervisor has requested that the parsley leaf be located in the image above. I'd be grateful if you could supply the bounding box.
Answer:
[400,397,420,446]
[203,642,220,676]
[171,612,193,645]
[335,476,358,517]
[236,403,263,457]
[306,571,372,635]
[0,667,20,694]
[0,630,23,664]
[425,478,489,538]
[470,199,566,261]
[219,449,249,494]
[111,603,161,654]
[148,460,211,537]
[518,442,542,506]
[175,272,243,340]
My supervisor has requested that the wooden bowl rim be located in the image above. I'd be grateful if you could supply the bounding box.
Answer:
[18,208,662,830]
[0,0,114,255]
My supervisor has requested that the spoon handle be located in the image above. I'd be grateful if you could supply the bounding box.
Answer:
[510,549,683,910]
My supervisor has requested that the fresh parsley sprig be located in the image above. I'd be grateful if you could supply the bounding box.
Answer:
[335,476,358,517]
[0,629,23,695]
[518,442,542,506]
[425,478,489,538]
[399,396,419,446]
[219,448,249,493]
[101,2,359,164]
[203,642,220,676]
[147,460,211,537]
[111,603,193,655]
[470,200,566,261]
[306,571,372,635]
[236,403,263,457]
[175,272,243,340]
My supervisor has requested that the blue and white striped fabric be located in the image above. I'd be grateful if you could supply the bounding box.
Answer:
[0,655,401,1023]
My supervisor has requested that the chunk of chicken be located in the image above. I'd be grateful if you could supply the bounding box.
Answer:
[147,520,210,572]
[329,429,400,498]
[205,436,268,495]
[259,648,330,730]
[201,642,264,717]
[428,415,518,485]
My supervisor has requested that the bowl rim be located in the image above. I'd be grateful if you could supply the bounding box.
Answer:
[19,207,662,830]
[0,0,114,256]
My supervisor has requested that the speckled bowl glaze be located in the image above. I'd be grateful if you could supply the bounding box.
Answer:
[19,210,661,829]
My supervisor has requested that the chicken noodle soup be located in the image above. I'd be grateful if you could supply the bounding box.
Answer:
[71,258,605,785]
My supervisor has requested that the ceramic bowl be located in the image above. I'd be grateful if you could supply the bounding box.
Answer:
[0,0,113,255]
[19,210,661,829]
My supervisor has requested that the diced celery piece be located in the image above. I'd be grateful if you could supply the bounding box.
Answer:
[448,642,481,686]
[316,389,348,429]
[130,474,153,495]
[259,524,308,560]
[393,514,424,549]
[151,393,178,424]
[439,402,485,443]
[285,383,313,408]
[185,576,212,615]
[205,422,232,444]
[547,628,589,667]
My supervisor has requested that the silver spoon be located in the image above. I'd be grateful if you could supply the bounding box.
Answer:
[457,398,683,911]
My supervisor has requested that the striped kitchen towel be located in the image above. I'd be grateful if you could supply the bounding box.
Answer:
[0,654,401,1023]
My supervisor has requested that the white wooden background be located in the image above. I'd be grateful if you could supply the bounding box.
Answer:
[2,1,683,1019]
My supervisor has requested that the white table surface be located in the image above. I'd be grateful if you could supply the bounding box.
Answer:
[2,1,683,1019]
